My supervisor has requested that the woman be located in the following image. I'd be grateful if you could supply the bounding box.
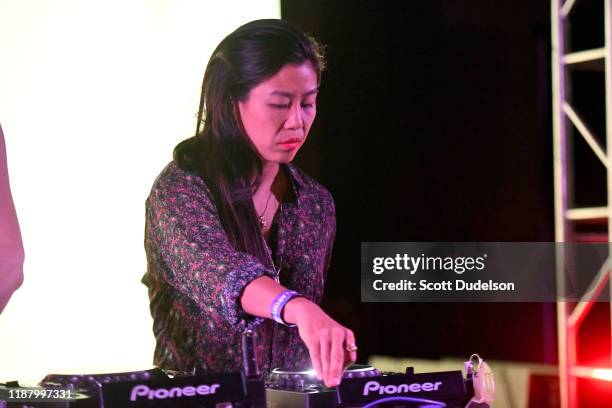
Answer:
[143,19,356,387]
[0,124,25,313]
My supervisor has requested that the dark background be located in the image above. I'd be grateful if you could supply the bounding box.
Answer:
[282,0,606,365]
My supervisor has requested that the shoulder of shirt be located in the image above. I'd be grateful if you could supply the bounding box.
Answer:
[149,160,212,197]
[286,163,335,210]
[150,161,333,208]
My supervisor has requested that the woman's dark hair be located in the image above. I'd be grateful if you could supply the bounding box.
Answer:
[173,19,325,265]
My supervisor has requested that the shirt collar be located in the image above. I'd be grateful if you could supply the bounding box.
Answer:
[281,164,302,201]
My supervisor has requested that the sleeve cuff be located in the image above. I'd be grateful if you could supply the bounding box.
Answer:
[222,260,275,329]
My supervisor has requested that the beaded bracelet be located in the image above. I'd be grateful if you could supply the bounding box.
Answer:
[270,290,302,327]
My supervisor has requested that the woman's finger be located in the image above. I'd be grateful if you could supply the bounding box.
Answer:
[329,328,345,386]
[319,329,332,385]
[344,329,358,367]
[305,335,323,381]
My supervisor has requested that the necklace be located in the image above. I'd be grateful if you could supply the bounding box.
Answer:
[257,189,274,230]
[262,202,282,282]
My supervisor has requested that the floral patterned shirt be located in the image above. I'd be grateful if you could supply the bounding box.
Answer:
[142,161,335,374]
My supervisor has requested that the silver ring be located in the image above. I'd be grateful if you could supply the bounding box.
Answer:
[345,343,358,352]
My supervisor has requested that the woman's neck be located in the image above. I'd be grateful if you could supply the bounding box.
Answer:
[258,161,280,194]
[252,161,286,238]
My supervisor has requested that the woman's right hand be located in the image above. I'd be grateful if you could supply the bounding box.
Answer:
[283,297,357,387]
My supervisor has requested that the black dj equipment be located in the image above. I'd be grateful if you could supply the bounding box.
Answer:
[1,368,265,408]
[265,353,494,407]
[1,363,490,408]
[1,330,266,408]
[265,365,474,408]
[1,326,493,408]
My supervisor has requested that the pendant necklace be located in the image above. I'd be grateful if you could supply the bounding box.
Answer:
[258,189,274,230]
[261,202,282,282]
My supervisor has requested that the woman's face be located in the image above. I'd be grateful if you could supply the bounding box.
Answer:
[238,62,318,164]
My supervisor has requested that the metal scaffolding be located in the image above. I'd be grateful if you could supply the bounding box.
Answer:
[552,0,612,407]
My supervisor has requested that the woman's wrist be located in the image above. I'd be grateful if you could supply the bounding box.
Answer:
[270,290,302,326]
[282,296,318,325]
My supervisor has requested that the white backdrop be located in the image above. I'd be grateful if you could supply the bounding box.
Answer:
[0,0,279,383]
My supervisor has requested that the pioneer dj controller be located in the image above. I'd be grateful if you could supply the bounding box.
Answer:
[265,364,478,408]
[1,364,491,408]
[1,331,493,408]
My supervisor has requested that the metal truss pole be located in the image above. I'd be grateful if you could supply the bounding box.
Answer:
[552,1,574,405]
[605,0,612,367]
[552,1,612,407]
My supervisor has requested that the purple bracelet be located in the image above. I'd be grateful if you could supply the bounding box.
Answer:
[270,290,302,327]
